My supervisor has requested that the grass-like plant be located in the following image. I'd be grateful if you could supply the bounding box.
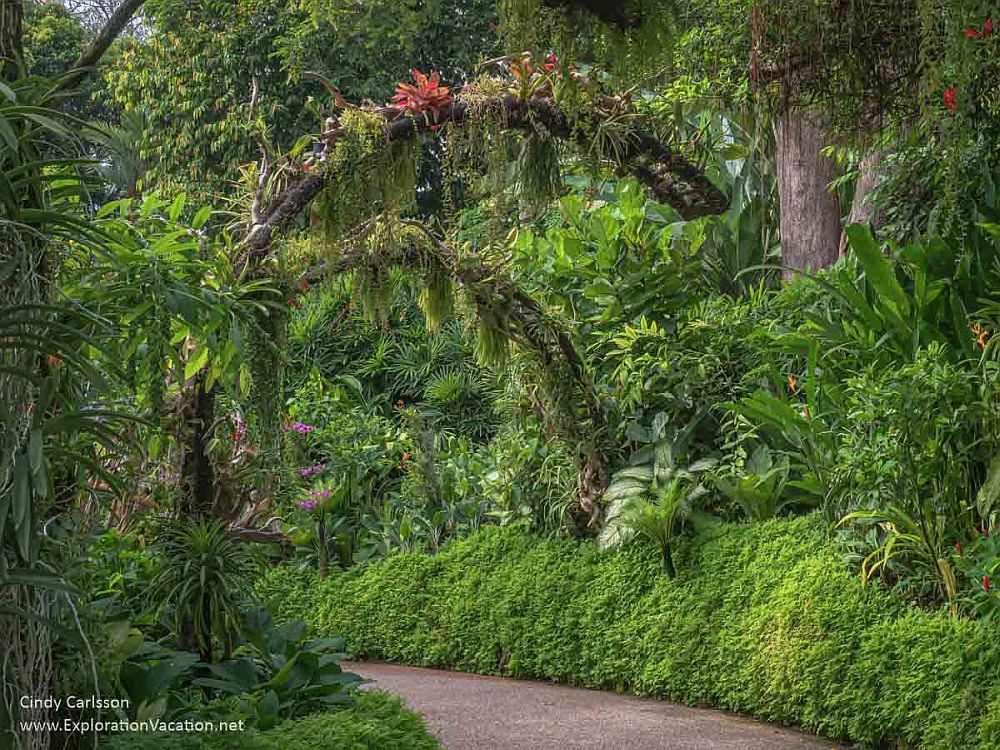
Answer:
[149,520,254,661]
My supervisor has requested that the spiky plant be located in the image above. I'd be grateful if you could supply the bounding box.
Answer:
[148,520,254,662]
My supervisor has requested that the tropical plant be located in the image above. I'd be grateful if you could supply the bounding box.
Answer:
[810,225,988,365]
[392,69,454,116]
[119,641,204,722]
[714,444,799,521]
[599,416,715,576]
[958,528,1000,621]
[193,608,363,729]
[727,385,834,510]
[840,504,960,615]
[148,520,255,661]
[0,71,144,747]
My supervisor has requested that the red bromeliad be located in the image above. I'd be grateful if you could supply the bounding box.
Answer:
[984,575,992,592]
[965,18,993,39]
[392,69,454,118]
[943,87,958,113]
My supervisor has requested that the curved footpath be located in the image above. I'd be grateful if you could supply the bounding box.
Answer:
[348,662,848,750]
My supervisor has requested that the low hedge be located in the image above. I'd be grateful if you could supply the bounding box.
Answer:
[257,515,1000,750]
[103,691,440,750]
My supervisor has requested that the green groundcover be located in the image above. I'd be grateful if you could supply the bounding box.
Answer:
[104,691,440,750]
[257,515,1000,750]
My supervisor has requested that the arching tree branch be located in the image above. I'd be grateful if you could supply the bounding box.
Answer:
[246,94,729,262]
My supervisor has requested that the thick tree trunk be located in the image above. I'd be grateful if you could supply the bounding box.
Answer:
[178,373,217,518]
[839,148,887,255]
[774,109,842,278]
[0,0,23,81]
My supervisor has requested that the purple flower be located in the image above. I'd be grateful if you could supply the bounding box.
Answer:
[287,422,316,434]
[309,488,332,499]
[298,499,319,510]
[298,463,327,478]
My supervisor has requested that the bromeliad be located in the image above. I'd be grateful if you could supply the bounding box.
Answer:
[392,69,454,120]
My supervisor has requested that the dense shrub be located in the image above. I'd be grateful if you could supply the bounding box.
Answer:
[257,517,1000,750]
[104,691,440,750]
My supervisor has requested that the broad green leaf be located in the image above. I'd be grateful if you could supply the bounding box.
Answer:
[192,205,212,229]
[845,224,910,319]
[184,346,210,380]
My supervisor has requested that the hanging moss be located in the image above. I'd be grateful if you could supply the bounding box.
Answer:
[246,306,287,471]
[312,109,420,247]
[501,0,678,84]
[419,267,455,334]
[442,78,515,236]
[515,132,562,213]
[473,303,512,366]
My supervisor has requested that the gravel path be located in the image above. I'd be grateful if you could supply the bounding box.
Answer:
[348,662,848,750]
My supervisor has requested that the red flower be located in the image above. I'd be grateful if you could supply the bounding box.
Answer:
[391,70,453,117]
[956,540,963,556]
[965,18,993,39]
[984,575,992,592]
[542,53,558,72]
[299,277,309,292]
[943,88,958,114]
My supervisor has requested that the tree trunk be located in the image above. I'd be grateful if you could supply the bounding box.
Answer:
[0,0,23,81]
[71,0,146,71]
[317,514,328,580]
[178,373,217,518]
[839,148,887,255]
[774,109,842,278]
[662,540,676,579]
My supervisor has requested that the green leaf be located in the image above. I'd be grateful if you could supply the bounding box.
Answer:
[28,428,42,474]
[192,206,212,229]
[137,697,168,723]
[977,455,1000,520]
[257,690,280,730]
[0,113,17,149]
[168,193,187,221]
[0,570,76,595]
[184,346,210,380]
[289,134,314,159]
[11,458,31,560]
[845,224,910,319]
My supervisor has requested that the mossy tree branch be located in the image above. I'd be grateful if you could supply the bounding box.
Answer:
[245,94,729,266]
